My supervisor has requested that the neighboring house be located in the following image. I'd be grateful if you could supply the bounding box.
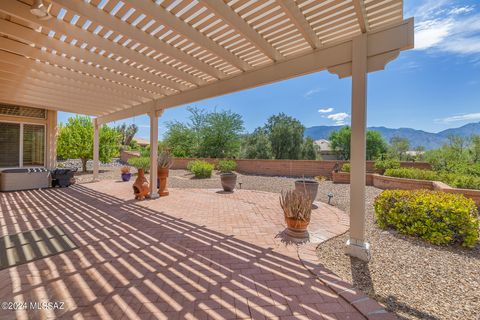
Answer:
[132,137,150,147]
[314,139,338,160]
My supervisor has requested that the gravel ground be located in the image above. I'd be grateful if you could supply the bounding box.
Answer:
[72,165,480,320]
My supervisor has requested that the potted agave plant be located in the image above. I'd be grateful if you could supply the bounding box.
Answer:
[157,150,174,196]
[120,166,131,182]
[127,157,150,200]
[280,190,312,238]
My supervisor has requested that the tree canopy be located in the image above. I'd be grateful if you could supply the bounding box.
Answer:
[57,116,120,172]
[264,113,305,159]
[329,126,388,160]
[164,107,244,158]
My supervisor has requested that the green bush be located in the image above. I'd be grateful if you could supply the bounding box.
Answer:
[374,190,479,247]
[127,156,150,171]
[217,160,237,173]
[341,163,350,172]
[384,167,480,190]
[188,160,214,178]
[384,167,438,181]
[374,158,400,172]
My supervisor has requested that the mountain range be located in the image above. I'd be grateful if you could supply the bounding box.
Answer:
[304,122,480,150]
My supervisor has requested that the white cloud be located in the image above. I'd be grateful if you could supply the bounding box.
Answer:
[318,107,333,113]
[327,112,350,125]
[413,2,480,55]
[437,113,480,123]
[304,87,323,98]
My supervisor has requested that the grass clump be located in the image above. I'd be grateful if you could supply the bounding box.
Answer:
[188,160,214,178]
[217,160,237,173]
[374,189,479,248]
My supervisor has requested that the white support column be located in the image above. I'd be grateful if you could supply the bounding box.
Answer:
[93,119,100,181]
[345,34,370,261]
[148,110,159,199]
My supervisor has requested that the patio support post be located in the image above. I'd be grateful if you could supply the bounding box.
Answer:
[148,110,159,199]
[93,118,100,181]
[345,34,370,261]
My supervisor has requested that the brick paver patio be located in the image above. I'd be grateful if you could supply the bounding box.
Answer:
[0,181,394,319]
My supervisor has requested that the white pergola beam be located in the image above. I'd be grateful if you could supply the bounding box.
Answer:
[0,19,179,95]
[0,0,203,88]
[97,18,413,125]
[353,0,370,33]
[0,37,161,99]
[0,50,148,103]
[123,0,251,72]
[53,0,226,79]
[201,0,283,61]
[0,78,128,111]
[277,0,321,49]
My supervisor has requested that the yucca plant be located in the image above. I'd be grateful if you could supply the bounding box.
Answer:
[280,190,312,222]
[158,150,174,168]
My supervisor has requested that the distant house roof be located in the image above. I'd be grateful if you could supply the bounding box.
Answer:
[314,139,332,152]
[133,137,150,147]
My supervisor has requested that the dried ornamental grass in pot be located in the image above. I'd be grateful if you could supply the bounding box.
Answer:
[280,190,312,238]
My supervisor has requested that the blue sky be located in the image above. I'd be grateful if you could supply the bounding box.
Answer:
[58,0,480,139]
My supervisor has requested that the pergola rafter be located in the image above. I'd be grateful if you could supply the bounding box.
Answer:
[0,0,412,260]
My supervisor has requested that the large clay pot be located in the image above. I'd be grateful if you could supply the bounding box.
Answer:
[294,180,319,205]
[157,167,170,196]
[133,168,149,200]
[220,173,237,192]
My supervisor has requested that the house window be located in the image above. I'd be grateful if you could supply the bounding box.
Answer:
[0,122,20,167]
[23,124,45,166]
[0,122,45,168]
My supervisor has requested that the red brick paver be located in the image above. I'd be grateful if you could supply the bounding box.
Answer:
[0,181,394,319]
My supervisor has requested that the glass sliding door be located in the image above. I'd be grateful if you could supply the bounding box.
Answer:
[0,122,21,167]
[23,124,45,166]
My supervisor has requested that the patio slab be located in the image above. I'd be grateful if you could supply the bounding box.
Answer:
[0,181,393,319]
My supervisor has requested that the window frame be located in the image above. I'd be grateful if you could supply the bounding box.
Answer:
[0,120,46,168]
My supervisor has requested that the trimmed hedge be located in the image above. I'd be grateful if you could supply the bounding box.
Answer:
[384,167,480,190]
[188,160,214,178]
[374,189,479,248]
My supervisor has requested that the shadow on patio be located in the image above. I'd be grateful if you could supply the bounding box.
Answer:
[0,184,362,320]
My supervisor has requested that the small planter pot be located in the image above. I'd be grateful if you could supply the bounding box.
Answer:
[121,172,132,182]
[294,180,319,205]
[220,172,237,192]
[157,167,170,196]
[285,217,310,239]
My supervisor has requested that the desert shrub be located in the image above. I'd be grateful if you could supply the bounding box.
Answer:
[341,163,350,172]
[374,158,400,172]
[384,168,438,181]
[217,160,237,173]
[374,190,479,247]
[384,168,480,190]
[127,156,150,171]
[188,160,214,178]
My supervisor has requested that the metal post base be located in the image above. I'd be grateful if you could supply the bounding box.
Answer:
[345,239,370,261]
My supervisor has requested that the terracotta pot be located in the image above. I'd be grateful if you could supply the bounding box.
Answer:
[157,167,170,196]
[220,173,237,192]
[285,217,310,232]
[294,180,319,205]
[133,168,149,200]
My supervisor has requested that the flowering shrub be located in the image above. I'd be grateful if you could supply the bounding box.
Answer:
[374,189,479,248]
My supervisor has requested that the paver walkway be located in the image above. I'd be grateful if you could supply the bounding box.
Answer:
[0,181,394,319]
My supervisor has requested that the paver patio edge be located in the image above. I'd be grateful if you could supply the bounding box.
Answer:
[297,240,398,320]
